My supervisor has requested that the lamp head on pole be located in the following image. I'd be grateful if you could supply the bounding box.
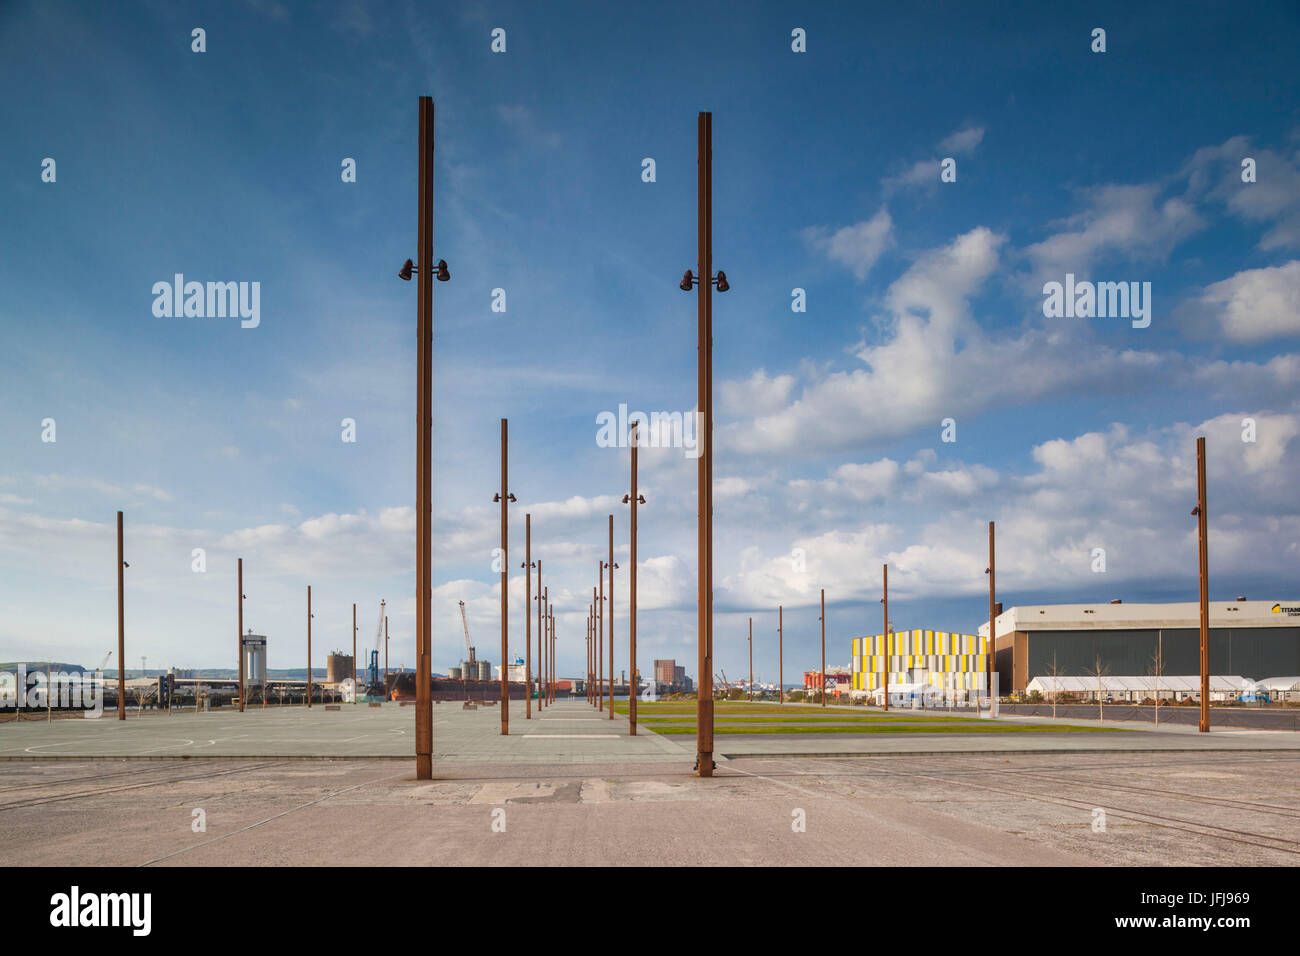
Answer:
[399,258,451,282]
[678,269,730,292]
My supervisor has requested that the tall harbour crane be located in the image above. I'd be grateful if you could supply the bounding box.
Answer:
[458,600,477,709]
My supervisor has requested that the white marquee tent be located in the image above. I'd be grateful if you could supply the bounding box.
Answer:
[1026,675,1252,700]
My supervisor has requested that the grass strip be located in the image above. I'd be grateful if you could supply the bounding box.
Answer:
[646,722,1133,735]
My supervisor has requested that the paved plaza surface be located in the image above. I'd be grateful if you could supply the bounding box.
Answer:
[3,699,1298,760]
[4,701,1297,866]
[1,700,688,762]
[2,749,1296,867]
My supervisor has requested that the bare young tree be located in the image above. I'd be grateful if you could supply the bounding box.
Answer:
[1043,651,1065,720]
[1148,629,1164,728]
[1084,653,1110,722]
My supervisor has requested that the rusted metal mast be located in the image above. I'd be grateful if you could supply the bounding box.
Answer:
[1196,437,1210,733]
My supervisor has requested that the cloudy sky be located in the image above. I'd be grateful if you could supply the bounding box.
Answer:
[2,0,1298,681]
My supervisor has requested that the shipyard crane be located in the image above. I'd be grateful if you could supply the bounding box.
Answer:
[457,600,477,709]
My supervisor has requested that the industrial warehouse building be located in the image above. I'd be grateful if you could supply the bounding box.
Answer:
[979,601,1300,694]
[850,630,991,695]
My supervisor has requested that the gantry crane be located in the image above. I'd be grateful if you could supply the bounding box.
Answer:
[458,600,477,709]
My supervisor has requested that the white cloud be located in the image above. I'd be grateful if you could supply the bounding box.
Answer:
[717,410,1300,612]
[727,226,1152,454]
[1178,261,1300,343]
[803,207,893,280]
[886,158,940,189]
[883,125,984,192]
[1182,136,1300,251]
[1025,184,1204,279]
[939,126,985,154]
[718,369,796,416]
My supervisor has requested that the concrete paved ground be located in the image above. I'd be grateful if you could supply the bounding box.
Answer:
[5,699,1295,760]
[0,700,689,762]
[2,750,1296,866]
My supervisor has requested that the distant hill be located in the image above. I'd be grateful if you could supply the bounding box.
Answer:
[0,661,88,673]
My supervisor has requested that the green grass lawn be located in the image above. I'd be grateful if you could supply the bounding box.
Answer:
[600,701,1134,734]
[636,713,987,724]
[646,722,1131,735]
[612,702,950,718]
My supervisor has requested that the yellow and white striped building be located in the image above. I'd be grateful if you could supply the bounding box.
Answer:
[851,630,990,692]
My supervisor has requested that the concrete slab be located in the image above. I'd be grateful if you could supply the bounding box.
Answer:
[2,699,1294,762]
[0,700,693,763]
[4,750,1296,866]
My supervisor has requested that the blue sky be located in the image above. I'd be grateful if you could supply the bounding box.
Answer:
[2,0,1298,681]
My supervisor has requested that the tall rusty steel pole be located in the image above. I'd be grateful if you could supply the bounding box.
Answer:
[541,585,548,704]
[627,421,640,734]
[550,610,556,702]
[351,602,357,706]
[306,585,312,708]
[987,521,996,711]
[748,617,753,702]
[586,611,591,703]
[116,511,125,720]
[237,558,245,712]
[778,604,784,704]
[693,112,716,776]
[524,514,533,719]
[607,515,615,721]
[1196,437,1210,733]
[597,574,604,711]
[536,559,544,711]
[882,564,889,711]
[819,589,826,707]
[382,599,388,697]
[496,418,513,734]
[413,94,436,779]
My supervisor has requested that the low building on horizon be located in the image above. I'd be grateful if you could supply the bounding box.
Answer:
[981,600,1300,695]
